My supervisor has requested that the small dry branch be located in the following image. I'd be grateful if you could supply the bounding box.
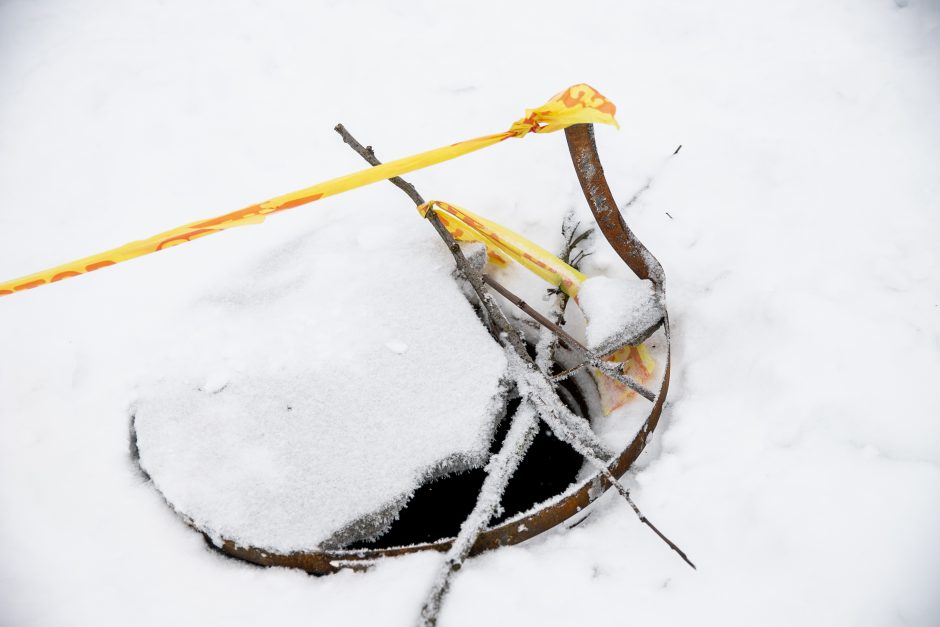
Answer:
[482,274,656,402]
[332,123,694,627]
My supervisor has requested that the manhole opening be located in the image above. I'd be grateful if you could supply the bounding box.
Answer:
[348,369,590,550]
[129,344,594,555]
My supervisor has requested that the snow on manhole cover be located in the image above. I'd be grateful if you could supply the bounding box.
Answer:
[131,219,510,552]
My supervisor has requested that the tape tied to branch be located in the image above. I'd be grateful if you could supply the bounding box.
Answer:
[419,200,587,299]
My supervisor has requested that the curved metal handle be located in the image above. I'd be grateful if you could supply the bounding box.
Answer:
[564,124,665,288]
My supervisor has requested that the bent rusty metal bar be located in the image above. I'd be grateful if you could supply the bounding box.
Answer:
[565,124,665,288]
[216,123,671,574]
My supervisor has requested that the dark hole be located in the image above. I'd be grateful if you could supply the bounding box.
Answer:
[348,370,590,549]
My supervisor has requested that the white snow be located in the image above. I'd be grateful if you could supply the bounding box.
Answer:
[131,220,507,552]
[385,340,409,355]
[2,0,940,626]
[577,275,663,352]
[199,372,231,394]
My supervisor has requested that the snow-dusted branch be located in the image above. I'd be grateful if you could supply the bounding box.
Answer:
[418,401,540,627]
[533,214,583,373]
[482,274,657,402]
[506,347,695,569]
[333,125,694,627]
[334,123,530,358]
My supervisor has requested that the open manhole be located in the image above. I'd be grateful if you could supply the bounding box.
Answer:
[346,371,592,550]
[129,123,672,575]
[129,347,600,555]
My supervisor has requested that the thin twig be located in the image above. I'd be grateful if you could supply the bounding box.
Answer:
[332,125,695,627]
[622,178,653,211]
[569,249,592,268]
[550,316,665,384]
[482,274,656,401]
[335,124,425,205]
[603,466,696,569]
[620,144,684,212]
[334,125,565,627]
[419,400,540,626]
[534,212,585,373]
[506,347,695,570]
[537,213,664,389]
[334,123,526,356]
[482,276,582,355]
[553,216,593,266]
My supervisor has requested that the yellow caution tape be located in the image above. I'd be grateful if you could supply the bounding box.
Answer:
[422,196,656,414]
[0,85,617,297]
[426,195,656,414]
[419,198,654,414]
[430,210,514,267]
[419,200,588,298]
[417,196,654,414]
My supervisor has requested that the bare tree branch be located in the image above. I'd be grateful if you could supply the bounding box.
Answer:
[332,124,695,627]
[334,123,529,358]
[335,125,552,627]
[482,274,657,402]
[505,346,695,570]
[418,400,540,626]
[335,124,425,205]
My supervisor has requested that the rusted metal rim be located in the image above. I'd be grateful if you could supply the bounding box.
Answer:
[216,123,670,574]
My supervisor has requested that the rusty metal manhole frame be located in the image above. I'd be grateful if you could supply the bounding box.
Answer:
[214,123,670,574]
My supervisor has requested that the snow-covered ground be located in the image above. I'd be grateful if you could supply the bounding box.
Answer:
[2,0,939,625]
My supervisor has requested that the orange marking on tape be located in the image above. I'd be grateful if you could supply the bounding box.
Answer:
[156,229,217,251]
[52,271,82,282]
[191,205,264,229]
[14,280,46,291]
[190,195,321,231]
[85,260,116,272]
[522,251,552,271]
[559,85,616,116]
[276,194,323,210]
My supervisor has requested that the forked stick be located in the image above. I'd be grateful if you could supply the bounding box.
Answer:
[333,124,694,627]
